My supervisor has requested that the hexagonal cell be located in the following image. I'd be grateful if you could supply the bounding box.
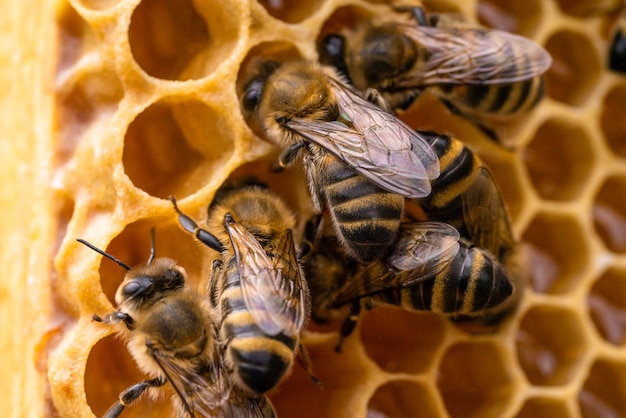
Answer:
[55,2,97,75]
[514,397,570,418]
[521,213,590,294]
[236,41,303,137]
[56,68,124,168]
[555,0,623,17]
[122,98,235,199]
[359,306,446,374]
[602,83,626,158]
[97,219,210,307]
[588,267,626,346]
[53,194,75,257]
[128,0,242,80]
[367,379,440,417]
[516,306,587,386]
[522,118,596,202]
[478,0,544,37]
[544,30,601,107]
[593,175,626,254]
[579,358,626,417]
[437,342,515,418]
[257,0,326,23]
[85,335,173,417]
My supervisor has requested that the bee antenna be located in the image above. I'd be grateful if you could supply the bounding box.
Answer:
[147,227,156,266]
[76,238,131,271]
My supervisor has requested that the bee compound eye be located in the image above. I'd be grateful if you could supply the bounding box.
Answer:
[243,78,263,112]
[121,280,143,298]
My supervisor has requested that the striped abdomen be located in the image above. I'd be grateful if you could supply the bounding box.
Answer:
[382,240,513,315]
[318,154,403,262]
[213,257,297,395]
[439,76,545,119]
[416,132,480,238]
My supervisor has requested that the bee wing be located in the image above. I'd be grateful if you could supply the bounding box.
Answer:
[150,350,227,418]
[387,221,460,284]
[396,24,552,86]
[462,166,515,259]
[227,220,306,337]
[285,78,439,198]
[334,222,460,305]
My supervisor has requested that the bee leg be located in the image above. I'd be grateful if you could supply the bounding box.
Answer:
[271,141,306,172]
[93,311,135,330]
[364,88,389,112]
[335,301,362,352]
[297,343,323,389]
[169,196,225,252]
[103,377,165,418]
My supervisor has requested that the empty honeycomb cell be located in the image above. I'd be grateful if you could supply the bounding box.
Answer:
[514,397,570,418]
[367,379,440,418]
[579,358,626,417]
[478,0,544,37]
[85,334,173,418]
[56,1,96,75]
[522,213,590,294]
[56,69,123,168]
[522,118,596,202]
[359,307,446,374]
[122,99,235,199]
[128,0,241,80]
[555,0,623,17]
[601,83,626,158]
[516,306,588,386]
[588,267,626,346]
[593,175,626,254]
[96,219,209,306]
[544,30,601,106]
[437,341,515,418]
[257,0,326,23]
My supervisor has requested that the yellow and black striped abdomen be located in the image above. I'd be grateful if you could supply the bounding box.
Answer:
[417,132,480,237]
[401,240,513,315]
[319,155,403,262]
[215,257,297,395]
[442,75,544,118]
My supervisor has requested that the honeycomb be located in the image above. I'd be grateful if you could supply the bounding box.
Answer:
[25,0,626,416]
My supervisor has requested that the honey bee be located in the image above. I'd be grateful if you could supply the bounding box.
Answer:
[412,130,515,262]
[170,181,314,396]
[77,233,276,418]
[318,6,552,142]
[303,220,515,348]
[609,7,626,73]
[241,59,440,262]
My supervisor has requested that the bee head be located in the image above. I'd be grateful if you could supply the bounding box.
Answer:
[116,258,187,309]
[242,60,281,113]
[350,23,417,89]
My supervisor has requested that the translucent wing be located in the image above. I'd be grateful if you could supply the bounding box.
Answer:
[394,23,552,86]
[150,349,226,418]
[226,217,306,336]
[387,221,460,285]
[334,222,460,304]
[285,78,439,198]
[461,166,515,260]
